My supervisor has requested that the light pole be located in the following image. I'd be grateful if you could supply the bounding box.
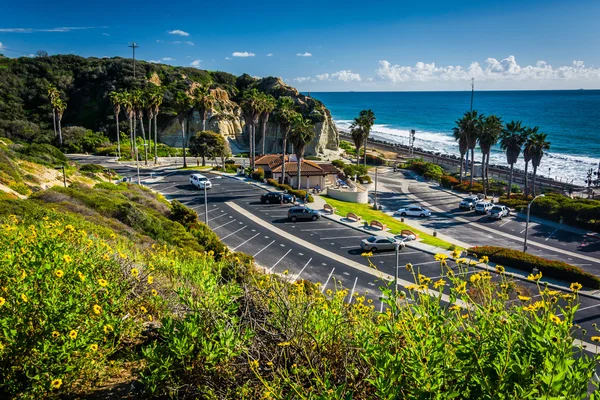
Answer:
[373,166,378,210]
[523,194,545,252]
[394,241,400,297]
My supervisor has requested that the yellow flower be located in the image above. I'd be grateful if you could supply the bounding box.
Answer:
[97,279,108,287]
[455,281,467,295]
[69,330,77,340]
[20,293,28,303]
[249,359,259,369]
[433,279,446,289]
[63,255,72,263]
[434,253,449,261]
[54,270,64,278]
[495,265,505,274]
[20,270,27,279]
[518,295,531,302]
[147,276,154,285]
[550,314,562,325]
[52,331,60,338]
[277,341,291,347]
[110,233,116,239]
[470,274,481,283]
[479,256,489,264]
[148,315,153,321]
[449,305,461,312]
[140,306,147,314]
[450,249,462,259]
[78,272,86,282]
[527,272,542,282]
[591,336,600,343]
[405,263,413,271]
[283,269,289,275]
[418,274,431,284]
[326,289,332,295]
[441,259,448,267]
[89,344,98,352]
[51,378,62,389]
[361,252,373,257]
[103,325,114,334]
[93,304,102,315]
[102,254,110,261]
[456,258,467,265]
[570,282,583,292]
[500,283,509,290]
[461,313,469,319]
[130,268,139,277]
[151,289,158,296]
[0,297,5,307]
[406,284,418,291]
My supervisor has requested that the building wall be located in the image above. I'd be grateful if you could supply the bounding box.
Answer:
[326,187,369,204]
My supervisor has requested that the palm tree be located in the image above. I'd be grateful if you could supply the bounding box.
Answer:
[174,91,193,168]
[109,91,123,158]
[500,120,527,198]
[259,93,277,156]
[522,126,539,198]
[479,115,503,196]
[529,132,551,197]
[47,84,59,140]
[289,116,315,190]
[452,121,468,184]
[132,89,148,165]
[274,96,297,184]
[145,89,155,164]
[458,110,484,188]
[357,109,375,165]
[241,89,262,170]
[150,86,164,164]
[55,98,66,147]
[193,86,215,131]
[350,122,364,166]
[121,91,135,159]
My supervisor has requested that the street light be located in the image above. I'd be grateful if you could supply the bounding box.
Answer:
[394,241,400,297]
[373,166,379,210]
[523,194,545,252]
[203,183,209,226]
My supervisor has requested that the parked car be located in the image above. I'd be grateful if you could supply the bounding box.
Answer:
[475,202,494,215]
[394,233,417,242]
[189,174,212,189]
[459,196,481,210]
[488,205,510,220]
[361,236,405,252]
[394,206,432,217]
[260,191,295,204]
[287,206,320,222]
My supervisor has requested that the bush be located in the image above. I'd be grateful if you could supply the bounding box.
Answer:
[79,163,105,173]
[331,159,345,168]
[468,246,600,288]
[251,168,265,181]
[305,156,321,161]
[404,159,444,182]
[15,143,69,166]
[454,181,484,194]
[440,175,459,189]
[266,179,314,203]
[8,182,31,196]
[342,164,368,179]
[359,175,372,184]
[365,153,386,166]
[61,127,111,153]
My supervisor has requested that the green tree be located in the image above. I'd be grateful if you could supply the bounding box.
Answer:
[259,93,276,155]
[479,115,503,197]
[189,131,229,166]
[455,110,483,189]
[132,89,148,165]
[108,91,124,159]
[174,92,193,168]
[289,116,316,190]
[47,84,59,140]
[529,132,551,197]
[357,109,375,165]
[274,96,297,184]
[241,89,262,170]
[350,123,364,166]
[150,86,164,164]
[55,98,66,148]
[522,126,539,198]
[452,120,469,184]
[193,86,215,131]
[500,120,527,198]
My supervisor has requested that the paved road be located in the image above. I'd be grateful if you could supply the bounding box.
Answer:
[373,168,600,276]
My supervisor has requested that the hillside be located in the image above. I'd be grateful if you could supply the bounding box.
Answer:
[0,54,339,155]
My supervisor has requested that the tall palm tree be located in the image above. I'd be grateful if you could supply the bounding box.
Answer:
[151,86,164,164]
[274,97,297,184]
[132,89,148,165]
[357,109,375,165]
[109,91,123,159]
[350,122,364,166]
[145,89,155,165]
[121,91,135,159]
[500,120,527,198]
[457,110,484,188]
[259,93,277,156]
[55,98,66,147]
[174,91,193,168]
[47,84,59,139]
[452,122,468,184]
[289,116,316,190]
[479,115,503,196]
[529,132,551,197]
[241,89,262,170]
[522,126,539,198]
[193,86,215,131]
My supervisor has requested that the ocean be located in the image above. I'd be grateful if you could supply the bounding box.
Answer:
[310,91,600,185]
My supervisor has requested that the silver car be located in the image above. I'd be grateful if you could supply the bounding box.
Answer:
[360,236,405,252]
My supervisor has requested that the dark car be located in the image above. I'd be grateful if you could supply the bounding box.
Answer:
[260,191,295,204]
[287,206,320,222]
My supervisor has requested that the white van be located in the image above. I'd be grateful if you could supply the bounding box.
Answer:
[474,202,493,215]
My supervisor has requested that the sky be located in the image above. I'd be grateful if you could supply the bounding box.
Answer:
[2,0,600,91]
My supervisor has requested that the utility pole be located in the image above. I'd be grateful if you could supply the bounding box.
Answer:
[470,77,474,111]
[128,42,139,79]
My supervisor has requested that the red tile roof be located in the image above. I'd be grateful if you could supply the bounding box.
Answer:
[271,160,340,177]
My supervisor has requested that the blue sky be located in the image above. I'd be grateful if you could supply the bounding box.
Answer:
[2,0,600,91]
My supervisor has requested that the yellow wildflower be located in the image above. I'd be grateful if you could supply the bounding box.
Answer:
[54,270,64,278]
[110,233,116,239]
[479,256,489,264]
[591,336,600,343]
[361,252,373,257]
[450,249,462,259]
[461,313,469,319]
[69,330,77,340]
[151,289,158,296]
[449,305,461,312]
[527,272,542,281]
[20,270,27,279]
[0,297,5,307]
[434,253,449,261]
[93,304,102,315]
[406,284,418,291]
[278,341,291,347]
[433,279,446,289]
[103,325,114,334]
[89,344,98,352]
[570,282,583,292]
[456,258,467,264]
[500,283,509,290]
[20,293,28,303]
[326,289,332,295]
[405,263,413,271]
[147,276,154,284]
[52,331,60,338]
[518,295,531,302]
[470,274,481,283]
[98,279,108,287]
[550,314,562,325]
[495,265,505,274]
[130,268,139,277]
[140,306,147,314]
[418,274,431,284]
[102,254,110,261]
[455,281,467,295]
[63,255,72,263]
[78,272,85,282]
[249,359,259,369]
[51,378,62,389]
[148,315,153,321]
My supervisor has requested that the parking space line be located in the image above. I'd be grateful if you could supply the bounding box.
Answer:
[411,261,440,267]
[348,277,358,304]
[294,257,312,281]
[340,245,359,249]
[232,233,260,251]
[221,226,247,240]
[270,249,292,271]
[320,235,367,240]
[546,228,559,241]
[368,251,421,258]
[500,220,511,227]
[207,213,228,222]
[301,228,348,231]
[321,268,336,293]
[210,219,237,230]
[253,240,275,257]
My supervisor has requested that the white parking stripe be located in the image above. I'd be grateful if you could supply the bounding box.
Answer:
[270,249,292,271]
[232,233,260,251]
[221,226,247,240]
[207,213,228,222]
[300,228,348,231]
[340,246,359,249]
[294,258,312,281]
[253,240,275,257]
[320,235,367,240]
[500,220,511,227]
[546,228,559,241]
[368,251,421,258]
[348,277,358,304]
[410,260,440,267]
[212,219,236,230]
[321,268,336,293]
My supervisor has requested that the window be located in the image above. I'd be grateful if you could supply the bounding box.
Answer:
[377,239,389,244]
[367,237,377,243]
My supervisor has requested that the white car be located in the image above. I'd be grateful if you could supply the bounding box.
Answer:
[189,174,212,189]
[459,196,481,210]
[488,205,510,220]
[475,202,494,215]
[394,206,432,218]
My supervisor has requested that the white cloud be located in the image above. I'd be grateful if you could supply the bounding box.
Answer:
[162,57,174,61]
[102,33,109,36]
[367,77,374,82]
[156,40,164,43]
[331,70,361,82]
[190,60,202,67]
[225,57,232,60]
[266,53,273,57]
[296,52,312,57]
[316,73,329,80]
[149,60,161,64]
[376,56,600,83]
[0,42,3,49]
[185,41,194,46]
[232,51,255,57]
[293,76,311,83]
[168,29,189,36]
[0,26,95,33]
[172,41,181,44]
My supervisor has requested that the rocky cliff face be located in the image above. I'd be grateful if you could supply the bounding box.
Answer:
[159,77,339,156]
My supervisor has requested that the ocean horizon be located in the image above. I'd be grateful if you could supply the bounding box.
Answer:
[310,90,600,185]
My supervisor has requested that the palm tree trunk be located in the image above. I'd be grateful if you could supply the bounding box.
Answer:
[57,116,63,147]
[52,109,57,138]
[363,137,367,165]
[182,120,187,168]
[524,162,529,198]
[485,153,490,196]
[154,115,158,164]
[281,130,288,185]
[140,117,148,165]
[532,166,538,197]
[262,115,269,156]
[148,116,152,163]
[469,148,475,188]
[129,118,134,159]
[202,111,206,131]
[459,154,464,184]
[482,152,487,197]
[116,113,121,159]
[508,163,514,198]
[133,116,138,163]
[297,157,302,190]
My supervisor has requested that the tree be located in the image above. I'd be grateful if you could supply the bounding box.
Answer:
[455,110,483,188]
[55,98,66,147]
[150,86,164,164]
[47,84,59,140]
[452,121,469,184]
[289,116,316,190]
[529,132,551,197]
[274,96,297,184]
[479,115,503,197]
[350,123,365,166]
[145,90,155,165]
[108,91,123,158]
[193,86,215,131]
[132,89,148,165]
[241,89,261,170]
[522,126,539,198]
[259,93,276,156]
[357,109,375,165]
[500,120,527,198]
[189,131,229,166]
[121,91,135,159]
[174,91,193,168]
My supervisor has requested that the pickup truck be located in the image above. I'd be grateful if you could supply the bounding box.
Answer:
[459,196,481,210]
[488,205,510,220]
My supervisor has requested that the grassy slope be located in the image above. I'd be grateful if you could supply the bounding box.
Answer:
[323,195,458,250]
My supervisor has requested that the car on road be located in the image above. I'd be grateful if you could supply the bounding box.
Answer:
[475,201,494,215]
[361,236,405,252]
[459,196,481,210]
[261,191,295,204]
[287,206,320,222]
[189,174,212,189]
[394,206,432,217]
[488,205,510,220]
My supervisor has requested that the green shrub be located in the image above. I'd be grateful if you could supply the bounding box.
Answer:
[440,175,459,189]
[305,156,321,161]
[365,153,386,166]
[331,159,345,168]
[15,143,68,166]
[79,163,105,173]
[359,175,372,184]
[404,159,444,182]
[468,246,600,288]
[251,168,265,181]
[342,164,368,179]
[454,181,484,194]
[8,181,31,196]
[94,182,127,191]
[266,179,314,202]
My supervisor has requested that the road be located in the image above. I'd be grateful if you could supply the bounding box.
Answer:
[373,168,600,276]
[68,155,600,353]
